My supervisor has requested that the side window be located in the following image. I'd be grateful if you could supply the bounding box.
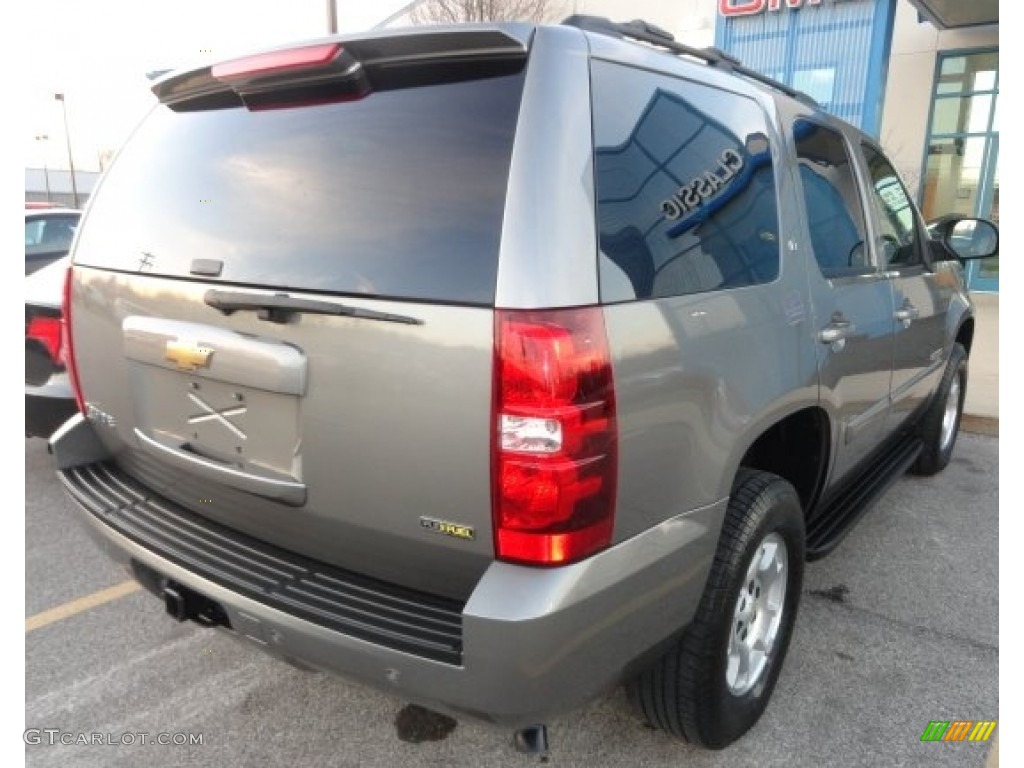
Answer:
[591,61,780,302]
[860,145,921,266]
[792,120,870,278]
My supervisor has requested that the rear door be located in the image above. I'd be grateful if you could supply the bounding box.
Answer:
[69,35,529,599]
[789,118,895,483]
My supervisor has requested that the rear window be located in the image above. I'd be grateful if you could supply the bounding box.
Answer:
[26,214,79,255]
[592,61,780,302]
[74,70,526,305]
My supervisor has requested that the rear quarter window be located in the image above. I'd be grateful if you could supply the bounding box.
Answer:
[592,61,780,303]
[73,70,526,305]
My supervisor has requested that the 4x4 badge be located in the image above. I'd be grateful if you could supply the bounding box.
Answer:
[165,339,214,371]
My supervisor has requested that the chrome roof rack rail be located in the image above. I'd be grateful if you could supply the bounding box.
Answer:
[561,14,819,108]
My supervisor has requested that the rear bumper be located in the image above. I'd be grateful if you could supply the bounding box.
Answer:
[26,378,77,439]
[53,418,724,726]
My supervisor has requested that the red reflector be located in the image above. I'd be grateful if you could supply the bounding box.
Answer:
[212,43,343,81]
[61,267,86,414]
[26,316,63,364]
[492,308,617,566]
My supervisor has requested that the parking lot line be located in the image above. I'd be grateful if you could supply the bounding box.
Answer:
[26,580,141,633]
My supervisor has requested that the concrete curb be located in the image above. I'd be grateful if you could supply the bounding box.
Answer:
[961,415,998,437]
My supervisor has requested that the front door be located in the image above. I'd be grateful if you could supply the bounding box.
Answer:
[856,142,948,431]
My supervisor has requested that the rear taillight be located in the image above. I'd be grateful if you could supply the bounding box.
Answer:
[61,267,86,414]
[492,308,617,566]
[26,316,63,365]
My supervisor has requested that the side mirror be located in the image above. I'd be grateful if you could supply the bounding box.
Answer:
[927,216,999,260]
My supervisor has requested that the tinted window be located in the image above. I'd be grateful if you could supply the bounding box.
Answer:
[592,62,780,302]
[792,121,870,278]
[73,72,525,305]
[861,144,921,266]
[25,214,79,255]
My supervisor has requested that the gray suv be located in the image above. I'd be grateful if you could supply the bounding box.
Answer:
[50,17,998,750]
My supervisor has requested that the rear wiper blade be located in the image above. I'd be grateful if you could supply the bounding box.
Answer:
[204,290,423,326]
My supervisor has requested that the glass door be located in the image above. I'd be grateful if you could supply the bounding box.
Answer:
[920,50,999,292]
[968,136,998,291]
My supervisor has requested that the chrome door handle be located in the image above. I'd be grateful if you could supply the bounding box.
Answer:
[818,320,855,345]
[894,305,920,326]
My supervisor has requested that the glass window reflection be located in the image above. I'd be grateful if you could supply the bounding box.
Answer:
[592,62,780,302]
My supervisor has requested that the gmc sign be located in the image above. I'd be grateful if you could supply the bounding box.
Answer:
[719,0,856,16]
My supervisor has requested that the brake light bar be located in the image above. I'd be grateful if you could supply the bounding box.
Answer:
[153,30,528,109]
[212,43,343,81]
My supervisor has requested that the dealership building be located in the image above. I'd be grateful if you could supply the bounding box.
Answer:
[555,0,1000,293]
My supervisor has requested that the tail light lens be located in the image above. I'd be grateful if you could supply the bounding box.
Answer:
[61,266,86,414]
[492,308,617,566]
[211,43,344,81]
[26,316,64,365]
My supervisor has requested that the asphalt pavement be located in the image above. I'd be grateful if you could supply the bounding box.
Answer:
[25,434,998,767]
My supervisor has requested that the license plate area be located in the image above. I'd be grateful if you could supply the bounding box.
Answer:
[121,317,307,492]
[130,368,301,479]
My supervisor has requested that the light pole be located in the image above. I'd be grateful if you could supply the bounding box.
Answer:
[327,0,337,33]
[54,93,80,209]
[34,134,52,204]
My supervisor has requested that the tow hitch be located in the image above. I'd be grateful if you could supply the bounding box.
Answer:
[512,724,549,757]
[162,580,230,628]
[131,560,230,628]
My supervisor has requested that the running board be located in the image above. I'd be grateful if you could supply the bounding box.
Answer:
[806,434,922,560]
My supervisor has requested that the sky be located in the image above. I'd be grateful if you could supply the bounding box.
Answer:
[23,0,412,173]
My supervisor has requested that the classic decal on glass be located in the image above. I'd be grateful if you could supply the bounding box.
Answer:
[661,149,745,221]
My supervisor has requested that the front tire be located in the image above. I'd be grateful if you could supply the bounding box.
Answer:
[628,469,805,749]
[911,342,967,476]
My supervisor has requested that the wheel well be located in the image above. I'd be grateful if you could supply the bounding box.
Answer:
[956,318,975,356]
[739,408,829,514]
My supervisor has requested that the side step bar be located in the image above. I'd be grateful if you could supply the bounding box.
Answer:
[806,433,922,560]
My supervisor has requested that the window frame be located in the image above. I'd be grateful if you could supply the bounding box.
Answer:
[790,116,877,281]
[857,139,930,273]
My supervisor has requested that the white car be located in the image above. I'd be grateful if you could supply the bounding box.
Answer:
[26,256,76,437]
[25,207,80,275]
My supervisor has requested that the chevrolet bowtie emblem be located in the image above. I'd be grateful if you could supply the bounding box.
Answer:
[165,339,214,371]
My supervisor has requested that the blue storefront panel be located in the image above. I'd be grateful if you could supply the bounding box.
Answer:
[715,0,896,135]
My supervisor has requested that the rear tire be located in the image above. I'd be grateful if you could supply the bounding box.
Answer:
[628,469,804,748]
[910,342,967,476]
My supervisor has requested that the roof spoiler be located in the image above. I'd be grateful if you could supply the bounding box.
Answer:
[152,27,532,110]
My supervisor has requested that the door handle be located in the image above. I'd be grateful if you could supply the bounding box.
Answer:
[894,305,920,327]
[818,320,855,346]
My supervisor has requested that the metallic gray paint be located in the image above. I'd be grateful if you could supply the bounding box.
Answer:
[123,317,309,395]
[604,290,820,535]
[72,268,496,600]
[48,413,111,470]
[495,26,599,309]
[65,466,725,726]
